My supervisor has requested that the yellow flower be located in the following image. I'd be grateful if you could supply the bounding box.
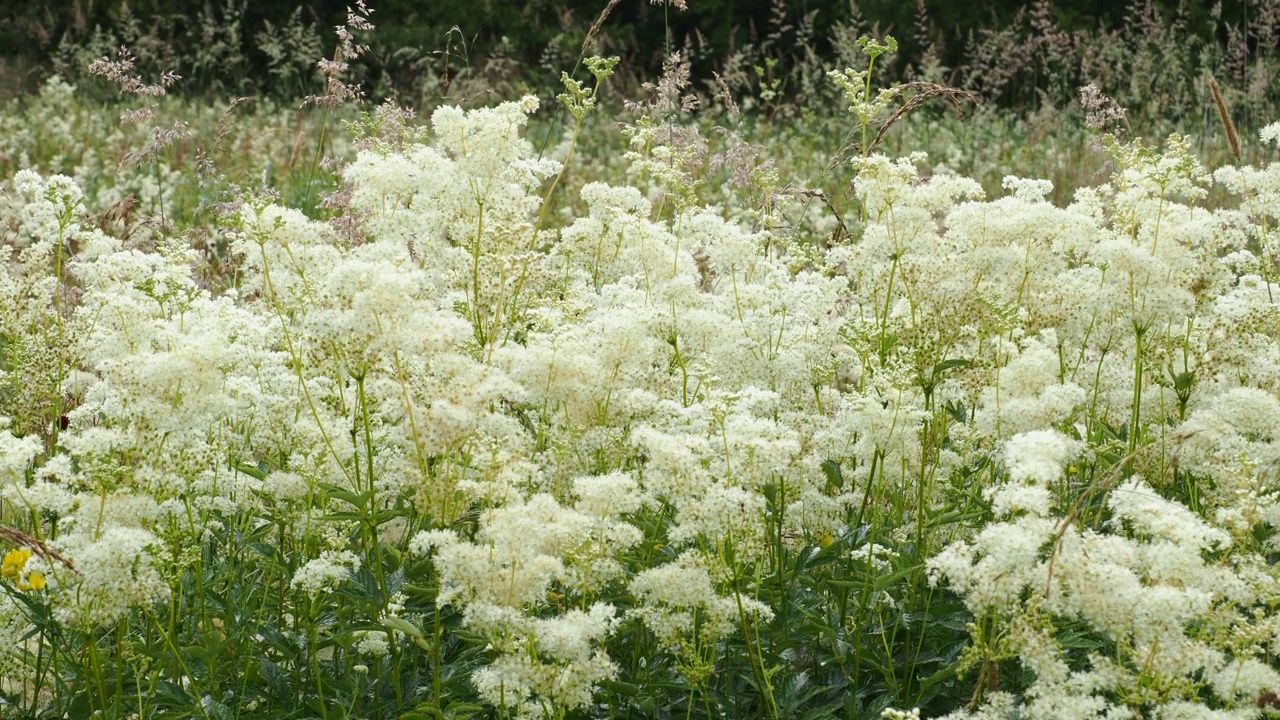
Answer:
[2,548,31,579]
[2,548,45,592]
[18,571,44,592]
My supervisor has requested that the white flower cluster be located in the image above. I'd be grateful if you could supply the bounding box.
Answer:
[932,463,1280,717]
[469,604,618,717]
[409,479,638,717]
[290,549,361,596]
[629,552,773,652]
[8,81,1280,719]
[53,527,171,629]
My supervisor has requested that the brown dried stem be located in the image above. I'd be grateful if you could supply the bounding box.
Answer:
[869,82,980,155]
[1208,77,1241,163]
[0,525,78,573]
[582,0,623,56]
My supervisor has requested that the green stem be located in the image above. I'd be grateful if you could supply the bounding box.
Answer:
[310,619,330,720]
[146,610,211,720]
[1129,327,1145,456]
[256,236,355,487]
[728,543,777,720]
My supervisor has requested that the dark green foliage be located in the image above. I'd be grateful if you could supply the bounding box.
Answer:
[3,0,1278,120]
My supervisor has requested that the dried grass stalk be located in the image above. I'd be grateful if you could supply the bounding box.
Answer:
[582,0,623,56]
[1208,77,1241,162]
[0,525,77,572]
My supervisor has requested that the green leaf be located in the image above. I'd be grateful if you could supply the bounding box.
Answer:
[444,703,485,719]
[932,358,970,376]
[205,698,235,720]
[154,679,190,705]
[917,661,962,692]
[1173,369,1195,394]
[260,659,290,697]
[233,461,267,480]
[383,616,424,638]
[67,692,91,719]
[247,542,279,560]
[321,512,365,522]
[319,483,369,508]
[821,459,844,490]
[385,566,406,594]
[0,332,13,372]
[604,679,641,696]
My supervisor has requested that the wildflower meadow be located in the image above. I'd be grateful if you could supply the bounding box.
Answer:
[6,2,1280,719]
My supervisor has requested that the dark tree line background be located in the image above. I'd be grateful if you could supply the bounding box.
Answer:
[0,0,1270,107]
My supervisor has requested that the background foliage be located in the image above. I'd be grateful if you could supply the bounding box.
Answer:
[3,0,1279,120]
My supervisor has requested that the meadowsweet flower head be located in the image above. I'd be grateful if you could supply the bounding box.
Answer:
[411,492,627,719]
[1108,477,1230,552]
[629,551,773,650]
[53,527,169,628]
[290,550,360,596]
[1003,429,1082,486]
[1262,121,1280,147]
[353,630,391,657]
[0,422,41,484]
